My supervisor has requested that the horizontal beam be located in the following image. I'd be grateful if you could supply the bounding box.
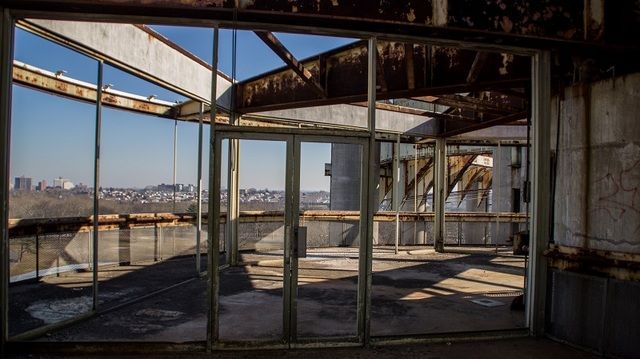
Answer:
[254,30,326,98]
[13,61,177,118]
[237,40,530,113]
[7,0,628,48]
[441,111,528,137]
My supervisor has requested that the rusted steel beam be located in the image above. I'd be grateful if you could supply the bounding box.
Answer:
[237,40,530,113]
[546,244,640,281]
[12,61,177,118]
[11,0,640,55]
[441,111,528,137]
[254,31,326,98]
[413,93,525,116]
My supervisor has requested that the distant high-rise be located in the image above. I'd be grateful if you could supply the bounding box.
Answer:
[36,180,47,192]
[14,176,32,191]
[53,177,74,190]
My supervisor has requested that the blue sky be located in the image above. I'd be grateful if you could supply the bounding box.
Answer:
[10,24,355,191]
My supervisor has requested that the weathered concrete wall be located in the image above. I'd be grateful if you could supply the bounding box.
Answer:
[548,72,640,358]
[553,73,640,254]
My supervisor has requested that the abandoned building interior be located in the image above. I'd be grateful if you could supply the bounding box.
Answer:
[0,1,639,358]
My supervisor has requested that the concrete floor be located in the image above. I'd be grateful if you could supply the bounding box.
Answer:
[9,246,525,343]
[7,337,598,358]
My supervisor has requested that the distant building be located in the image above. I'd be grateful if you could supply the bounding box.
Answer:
[14,176,32,191]
[158,183,174,192]
[53,177,74,190]
[36,180,47,191]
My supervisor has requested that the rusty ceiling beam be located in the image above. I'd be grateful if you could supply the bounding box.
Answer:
[254,31,326,99]
[442,111,528,137]
[12,61,177,118]
[412,93,523,116]
[8,0,629,48]
[237,40,530,113]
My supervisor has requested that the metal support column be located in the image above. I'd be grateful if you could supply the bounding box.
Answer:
[91,60,103,310]
[358,36,376,344]
[173,119,178,213]
[207,25,220,350]
[393,134,400,254]
[196,102,204,275]
[434,137,446,252]
[226,27,239,267]
[527,50,551,336]
[0,8,14,348]
[413,144,418,245]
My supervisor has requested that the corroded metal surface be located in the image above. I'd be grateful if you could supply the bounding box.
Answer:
[12,61,177,118]
[237,40,530,113]
[546,244,640,281]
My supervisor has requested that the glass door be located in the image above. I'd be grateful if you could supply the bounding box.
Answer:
[211,130,368,348]
[290,135,367,345]
[212,132,293,347]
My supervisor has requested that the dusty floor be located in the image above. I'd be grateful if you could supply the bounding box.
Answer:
[7,337,598,358]
[9,246,525,342]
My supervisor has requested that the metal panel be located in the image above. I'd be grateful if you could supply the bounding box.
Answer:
[604,279,640,358]
[547,270,606,351]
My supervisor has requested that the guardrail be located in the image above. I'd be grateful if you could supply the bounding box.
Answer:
[8,211,528,283]
[8,210,528,236]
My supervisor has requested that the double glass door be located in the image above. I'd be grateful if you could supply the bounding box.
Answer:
[212,130,367,347]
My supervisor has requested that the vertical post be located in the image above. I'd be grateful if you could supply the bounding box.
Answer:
[227,139,239,266]
[118,223,131,266]
[173,119,178,214]
[414,144,418,245]
[196,102,204,275]
[393,134,400,254]
[495,141,501,251]
[358,36,376,345]
[226,27,240,267]
[207,25,220,350]
[35,234,40,279]
[414,145,418,212]
[92,60,103,310]
[527,50,551,336]
[434,137,446,252]
[0,10,13,346]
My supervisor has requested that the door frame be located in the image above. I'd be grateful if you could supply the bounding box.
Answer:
[210,126,369,349]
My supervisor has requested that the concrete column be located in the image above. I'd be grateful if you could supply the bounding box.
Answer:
[329,143,362,247]
[434,138,447,252]
[118,223,131,266]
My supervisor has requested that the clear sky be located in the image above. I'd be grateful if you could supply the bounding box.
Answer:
[9,23,355,191]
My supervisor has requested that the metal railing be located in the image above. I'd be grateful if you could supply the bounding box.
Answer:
[8,211,528,283]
